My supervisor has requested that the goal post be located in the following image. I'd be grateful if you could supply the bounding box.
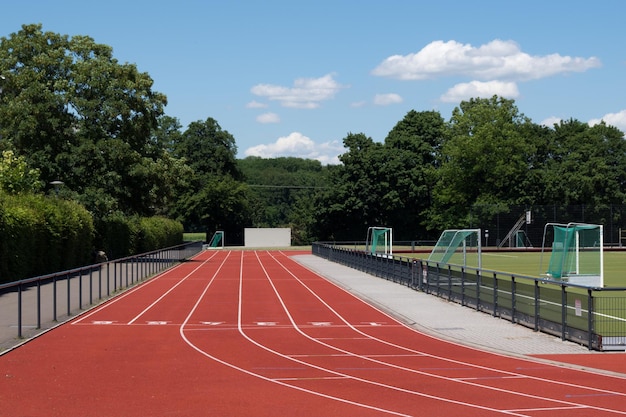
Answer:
[366,227,393,256]
[541,222,603,287]
[207,230,224,249]
[428,229,481,268]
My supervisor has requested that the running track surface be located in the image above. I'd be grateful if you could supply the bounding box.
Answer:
[2,250,626,417]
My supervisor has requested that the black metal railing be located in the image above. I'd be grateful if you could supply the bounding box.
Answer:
[0,241,203,351]
[312,242,626,351]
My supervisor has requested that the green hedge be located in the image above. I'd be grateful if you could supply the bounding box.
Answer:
[0,193,94,283]
[95,214,183,260]
[0,194,184,283]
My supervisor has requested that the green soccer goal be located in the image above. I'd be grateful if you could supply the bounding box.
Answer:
[366,227,393,256]
[540,223,604,287]
[428,229,482,268]
[207,230,224,249]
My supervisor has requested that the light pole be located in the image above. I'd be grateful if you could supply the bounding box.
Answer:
[50,180,64,198]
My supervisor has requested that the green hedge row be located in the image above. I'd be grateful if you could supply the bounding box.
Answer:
[0,193,94,283]
[0,193,184,283]
[95,213,183,260]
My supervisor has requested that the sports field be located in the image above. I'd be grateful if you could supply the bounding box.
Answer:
[400,250,626,288]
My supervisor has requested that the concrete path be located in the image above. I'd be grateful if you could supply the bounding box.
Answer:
[293,254,590,357]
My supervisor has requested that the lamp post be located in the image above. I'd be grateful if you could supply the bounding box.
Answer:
[50,180,64,198]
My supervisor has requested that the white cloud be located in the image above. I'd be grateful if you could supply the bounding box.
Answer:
[250,73,346,109]
[256,112,280,124]
[540,116,563,128]
[371,39,601,81]
[373,93,403,106]
[440,80,519,103]
[244,132,344,164]
[589,109,626,133]
[350,100,368,108]
[246,100,268,109]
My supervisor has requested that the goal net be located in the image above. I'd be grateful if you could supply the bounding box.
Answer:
[541,223,603,287]
[207,230,224,249]
[428,229,481,268]
[366,227,393,256]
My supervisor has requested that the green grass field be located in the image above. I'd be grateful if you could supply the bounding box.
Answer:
[401,250,626,288]
[183,232,206,242]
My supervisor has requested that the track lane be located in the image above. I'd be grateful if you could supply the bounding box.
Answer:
[72,250,225,326]
[183,251,548,416]
[181,250,414,417]
[250,251,626,416]
[3,249,626,416]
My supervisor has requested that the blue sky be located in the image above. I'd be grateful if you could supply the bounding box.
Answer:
[2,0,624,164]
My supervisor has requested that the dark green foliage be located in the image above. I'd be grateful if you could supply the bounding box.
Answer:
[0,192,94,283]
[238,156,329,244]
[137,216,184,253]
[95,213,183,260]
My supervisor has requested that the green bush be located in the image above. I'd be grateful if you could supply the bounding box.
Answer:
[0,193,94,283]
[0,194,183,283]
[95,213,183,259]
[138,216,184,253]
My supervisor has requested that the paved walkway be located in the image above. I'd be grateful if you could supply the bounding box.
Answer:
[293,254,590,357]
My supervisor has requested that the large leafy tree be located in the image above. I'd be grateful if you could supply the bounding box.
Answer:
[429,96,537,229]
[314,133,388,240]
[174,117,242,180]
[384,110,446,239]
[0,24,167,216]
[543,119,626,207]
[172,118,249,240]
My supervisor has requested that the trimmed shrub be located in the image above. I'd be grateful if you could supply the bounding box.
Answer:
[0,193,94,283]
[95,213,183,259]
[138,216,184,253]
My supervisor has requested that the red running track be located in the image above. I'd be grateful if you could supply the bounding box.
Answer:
[2,250,626,416]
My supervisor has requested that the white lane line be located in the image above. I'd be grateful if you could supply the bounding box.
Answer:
[127,252,220,325]
[178,251,415,417]
[263,251,626,414]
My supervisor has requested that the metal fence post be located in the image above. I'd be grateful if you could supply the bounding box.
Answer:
[475,269,481,311]
[53,276,57,322]
[493,272,498,317]
[561,284,567,341]
[37,280,41,329]
[17,283,22,339]
[587,288,595,350]
[66,273,71,316]
[511,276,517,323]
[534,280,540,331]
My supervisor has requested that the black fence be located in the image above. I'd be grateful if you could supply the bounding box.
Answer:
[0,241,203,352]
[312,242,626,351]
[468,204,626,248]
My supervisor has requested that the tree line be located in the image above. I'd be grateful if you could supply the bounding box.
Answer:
[1,24,625,249]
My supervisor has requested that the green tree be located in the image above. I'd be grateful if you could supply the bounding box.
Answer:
[429,96,536,229]
[0,150,42,194]
[0,24,167,215]
[314,133,388,240]
[174,117,242,180]
[384,110,446,239]
[543,119,626,206]
[171,118,248,241]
